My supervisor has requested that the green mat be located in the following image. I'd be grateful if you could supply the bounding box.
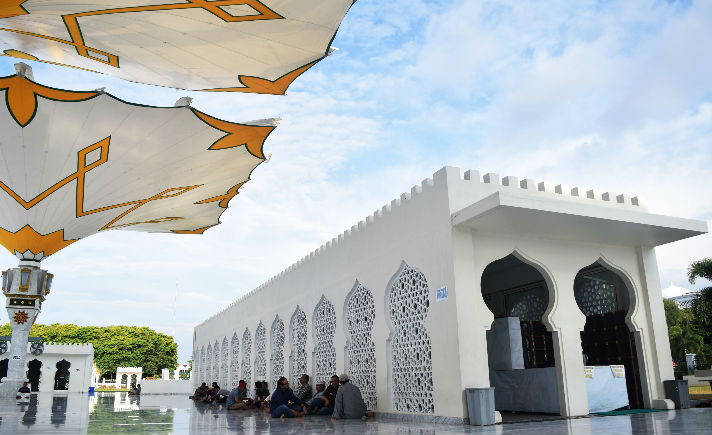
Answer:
[593,408,667,416]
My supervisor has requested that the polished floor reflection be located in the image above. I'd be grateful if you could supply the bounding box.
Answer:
[0,392,709,434]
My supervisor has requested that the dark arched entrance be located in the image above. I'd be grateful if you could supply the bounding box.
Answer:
[26,359,42,391]
[0,358,7,380]
[481,254,559,415]
[575,262,644,409]
[54,360,71,390]
[121,374,128,388]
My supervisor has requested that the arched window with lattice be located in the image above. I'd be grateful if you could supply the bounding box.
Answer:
[345,280,377,410]
[312,295,336,384]
[290,306,308,386]
[199,346,206,385]
[230,333,239,388]
[221,337,229,387]
[386,262,434,414]
[212,340,220,385]
[254,322,267,382]
[241,328,252,388]
[205,343,213,383]
[270,315,285,387]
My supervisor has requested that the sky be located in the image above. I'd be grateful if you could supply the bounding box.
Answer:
[0,0,711,364]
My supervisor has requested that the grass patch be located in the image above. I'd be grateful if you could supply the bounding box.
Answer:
[96,388,130,392]
[690,385,711,394]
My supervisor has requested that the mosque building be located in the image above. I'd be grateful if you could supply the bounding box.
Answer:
[192,166,707,421]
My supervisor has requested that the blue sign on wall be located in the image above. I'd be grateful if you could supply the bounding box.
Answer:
[436,286,448,302]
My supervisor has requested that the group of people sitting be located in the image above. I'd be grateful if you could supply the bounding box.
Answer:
[192,373,372,420]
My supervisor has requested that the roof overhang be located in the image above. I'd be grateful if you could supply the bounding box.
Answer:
[451,191,708,247]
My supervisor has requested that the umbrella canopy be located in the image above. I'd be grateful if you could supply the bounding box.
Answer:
[0,0,354,94]
[0,70,277,261]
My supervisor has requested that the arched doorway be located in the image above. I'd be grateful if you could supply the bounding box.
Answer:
[481,254,559,415]
[54,360,71,390]
[0,358,7,379]
[120,373,128,388]
[575,262,644,409]
[26,359,42,391]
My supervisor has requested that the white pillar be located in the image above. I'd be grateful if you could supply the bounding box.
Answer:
[0,261,52,398]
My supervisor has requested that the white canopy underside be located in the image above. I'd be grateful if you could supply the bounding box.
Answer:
[0,76,273,260]
[0,0,353,92]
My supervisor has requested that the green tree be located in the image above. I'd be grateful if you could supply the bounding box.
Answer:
[0,323,177,377]
[688,257,712,283]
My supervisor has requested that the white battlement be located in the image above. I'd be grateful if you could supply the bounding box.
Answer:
[200,166,648,326]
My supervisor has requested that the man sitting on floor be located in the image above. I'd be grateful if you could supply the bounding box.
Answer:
[190,383,208,400]
[307,375,339,415]
[227,380,251,410]
[331,373,368,420]
[309,381,326,405]
[294,374,313,402]
[251,381,271,409]
[269,377,306,419]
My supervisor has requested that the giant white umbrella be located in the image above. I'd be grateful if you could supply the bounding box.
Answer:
[0,0,354,93]
[0,64,278,395]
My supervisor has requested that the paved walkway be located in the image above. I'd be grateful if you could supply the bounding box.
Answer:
[0,392,710,434]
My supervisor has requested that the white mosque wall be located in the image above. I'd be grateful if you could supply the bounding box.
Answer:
[194,166,690,420]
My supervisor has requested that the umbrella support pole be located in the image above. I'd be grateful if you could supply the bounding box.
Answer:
[0,262,50,398]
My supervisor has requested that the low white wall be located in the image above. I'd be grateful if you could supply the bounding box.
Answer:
[21,343,94,393]
[141,379,191,394]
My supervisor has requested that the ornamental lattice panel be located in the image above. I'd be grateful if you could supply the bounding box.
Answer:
[387,263,434,414]
[241,328,252,388]
[507,288,547,322]
[220,337,229,387]
[205,343,213,383]
[575,275,617,316]
[290,306,308,385]
[199,346,206,385]
[270,315,285,387]
[313,295,337,384]
[345,281,377,410]
[254,322,267,381]
[230,333,239,388]
[212,341,220,385]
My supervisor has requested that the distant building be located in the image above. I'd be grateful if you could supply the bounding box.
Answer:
[0,342,93,393]
[662,283,698,308]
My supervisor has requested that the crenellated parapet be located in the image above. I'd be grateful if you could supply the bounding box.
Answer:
[200,166,648,326]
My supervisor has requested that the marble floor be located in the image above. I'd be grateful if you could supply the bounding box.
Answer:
[0,392,709,435]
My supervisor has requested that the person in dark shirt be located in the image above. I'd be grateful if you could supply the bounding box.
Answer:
[269,377,305,418]
[190,382,208,400]
[307,375,339,415]
[17,382,31,395]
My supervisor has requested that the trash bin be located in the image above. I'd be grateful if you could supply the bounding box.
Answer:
[465,387,495,426]
[663,380,690,409]
[88,386,95,395]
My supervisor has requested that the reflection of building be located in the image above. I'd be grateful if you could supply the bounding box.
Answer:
[193,166,708,421]
[0,342,93,393]
[662,283,698,308]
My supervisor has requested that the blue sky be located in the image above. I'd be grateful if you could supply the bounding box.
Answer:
[1,0,711,363]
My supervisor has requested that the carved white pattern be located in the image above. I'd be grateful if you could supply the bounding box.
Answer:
[200,346,206,385]
[254,322,267,381]
[241,328,252,388]
[575,275,617,316]
[205,343,213,383]
[230,333,239,388]
[290,306,308,386]
[507,289,547,321]
[212,340,220,385]
[345,281,377,410]
[313,295,337,384]
[387,263,434,414]
[221,337,229,387]
[270,315,285,387]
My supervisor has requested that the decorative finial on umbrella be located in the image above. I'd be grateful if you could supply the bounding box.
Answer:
[94,87,106,93]
[328,47,339,56]
[174,97,193,107]
[14,62,33,80]
[247,118,281,127]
